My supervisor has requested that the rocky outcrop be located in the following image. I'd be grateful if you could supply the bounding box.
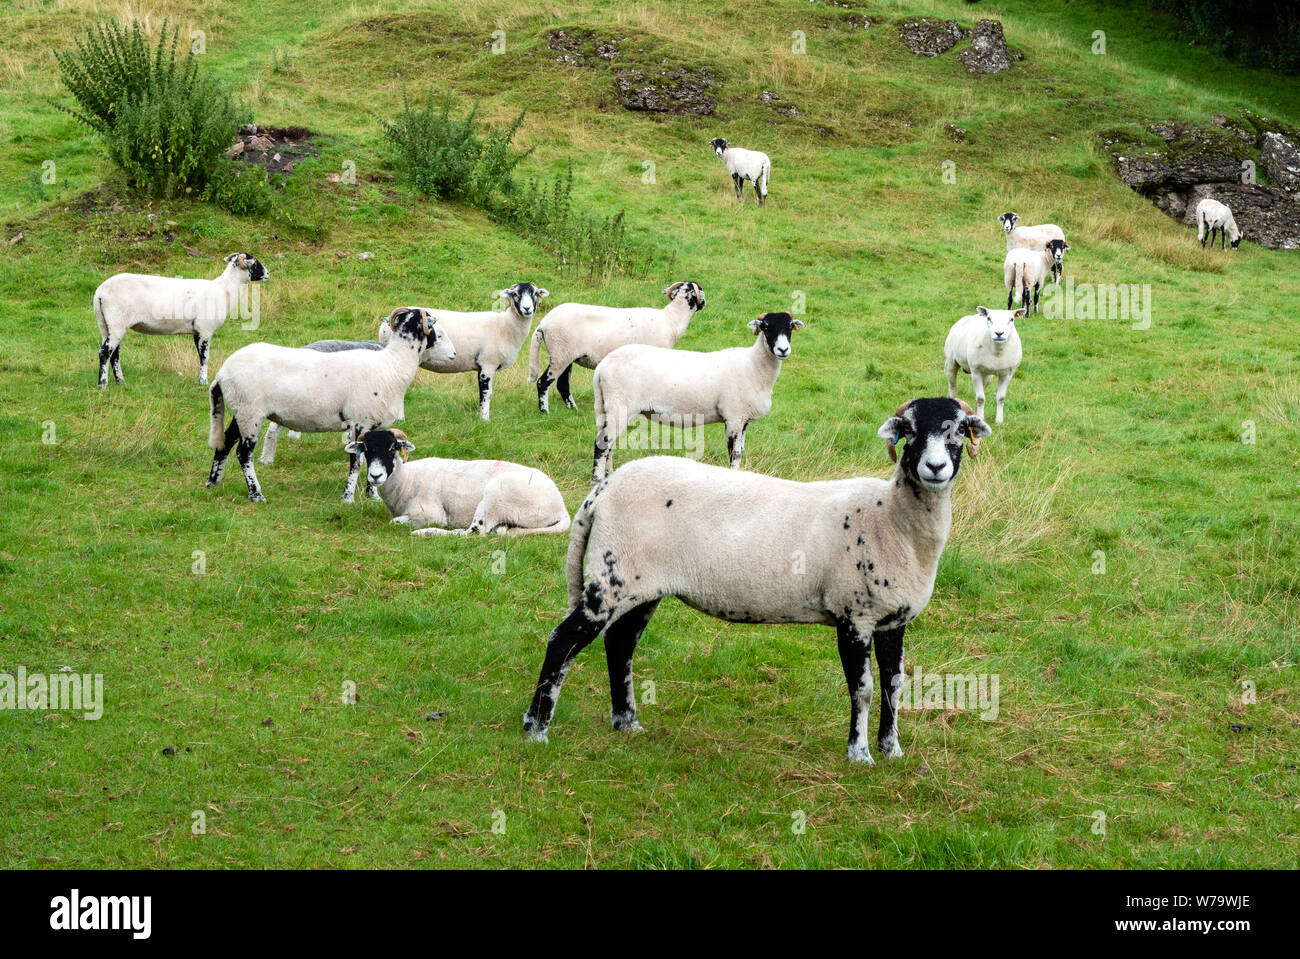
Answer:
[1260,132,1300,192]
[613,65,719,115]
[957,19,1013,74]
[899,18,968,57]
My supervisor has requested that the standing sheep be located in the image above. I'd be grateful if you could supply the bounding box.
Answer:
[377,282,548,421]
[345,429,571,536]
[1196,198,1242,250]
[521,397,992,764]
[709,138,770,205]
[997,213,1068,282]
[944,306,1024,424]
[1003,243,1064,315]
[205,307,453,503]
[93,252,268,388]
[590,312,803,482]
[528,281,706,414]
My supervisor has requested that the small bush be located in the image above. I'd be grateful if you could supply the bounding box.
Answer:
[204,161,274,217]
[382,94,530,206]
[55,19,245,198]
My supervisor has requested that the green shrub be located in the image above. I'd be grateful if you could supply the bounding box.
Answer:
[381,94,530,206]
[204,160,274,217]
[55,19,245,198]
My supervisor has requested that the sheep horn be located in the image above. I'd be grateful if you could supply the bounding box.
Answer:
[886,399,917,463]
[389,428,413,459]
[421,310,434,335]
[385,308,406,331]
[954,399,982,457]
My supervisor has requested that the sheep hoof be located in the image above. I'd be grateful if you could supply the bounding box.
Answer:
[878,737,904,760]
[564,399,578,410]
[199,377,208,387]
[341,494,355,504]
[365,487,380,500]
[523,712,549,743]
[612,714,644,734]
[248,492,266,504]
[846,744,875,765]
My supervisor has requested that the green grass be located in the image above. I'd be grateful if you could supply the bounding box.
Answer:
[1,0,1297,868]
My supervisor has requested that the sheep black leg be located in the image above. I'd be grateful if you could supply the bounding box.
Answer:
[1033,283,1040,315]
[755,180,764,206]
[732,173,743,199]
[557,364,577,409]
[342,451,362,503]
[536,366,555,413]
[725,423,746,469]
[110,344,123,384]
[98,339,115,388]
[592,429,614,483]
[1006,288,1014,310]
[193,333,211,386]
[524,604,610,741]
[206,420,241,487]
[477,367,494,421]
[837,619,874,763]
[234,433,265,503]
[605,600,660,732]
[873,624,906,759]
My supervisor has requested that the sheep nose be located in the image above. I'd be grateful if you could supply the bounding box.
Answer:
[925,460,946,474]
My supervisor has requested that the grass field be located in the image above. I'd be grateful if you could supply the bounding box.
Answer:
[1,0,1297,868]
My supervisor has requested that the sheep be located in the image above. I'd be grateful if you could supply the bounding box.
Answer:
[345,428,571,536]
[376,282,547,421]
[93,252,268,388]
[709,138,770,205]
[521,396,993,764]
[527,281,706,414]
[1003,243,1064,315]
[944,306,1024,425]
[590,312,803,483]
[205,307,454,503]
[259,337,386,466]
[1196,198,1242,250]
[997,212,1068,282]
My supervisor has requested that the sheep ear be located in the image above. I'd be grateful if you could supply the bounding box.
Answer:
[748,317,764,334]
[961,414,992,457]
[976,306,990,317]
[1063,242,1071,251]
[1012,309,1026,319]
[399,440,416,454]
[792,318,805,330]
[536,288,549,298]
[878,416,907,462]
[344,440,362,454]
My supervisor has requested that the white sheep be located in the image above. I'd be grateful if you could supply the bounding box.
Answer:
[259,337,385,466]
[527,281,706,414]
[590,312,802,482]
[521,396,992,764]
[345,428,571,536]
[93,252,268,388]
[998,213,1068,281]
[944,306,1024,424]
[377,282,547,421]
[1196,198,1243,250]
[709,138,770,205]
[205,308,454,503]
[1003,244,1062,314]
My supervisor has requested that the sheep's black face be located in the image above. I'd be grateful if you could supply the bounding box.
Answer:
[709,137,728,158]
[683,281,706,311]
[345,429,415,488]
[225,252,269,281]
[1045,239,1068,284]
[878,398,992,492]
[502,282,548,319]
[748,311,803,359]
[998,212,1019,233]
[1231,235,1241,250]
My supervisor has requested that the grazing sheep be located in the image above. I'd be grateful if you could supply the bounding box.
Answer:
[1196,198,1242,250]
[1003,245,1056,314]
[377,282,547,421]
[709,137,770,205]
[944,306,1024,424]
[206,308,453,503]
[93,252,268,388]
[528,281,706,414]
[345,428,571,536]
[997,212,1067,282]
[590,312,803,482]
[1042,237,1069,286]
[259,337,385,466]
[521,396,992,764]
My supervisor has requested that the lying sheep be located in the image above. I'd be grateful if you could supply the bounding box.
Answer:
[998,212,1068,281]
[346,428,571,536]
[377,282,547,421]
[590,312,803,482]
[206,307,453,503]
[528,281,706,414]
[522,396,992,764]
[944,306,1023,424]
[1196,198,1242,250]
[259,337,386,465]
[709,138,770,205]
[93,252,268,388]
[1003,244,1059,315]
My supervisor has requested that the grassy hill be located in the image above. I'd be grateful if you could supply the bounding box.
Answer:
[1,0,1297,868]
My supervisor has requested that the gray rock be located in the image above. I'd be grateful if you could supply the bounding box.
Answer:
[1182,183,1300,250]
[614,65,719,115]
[899,18,968,57]
[957,19,1013,74]
[1260,132,1300,192]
